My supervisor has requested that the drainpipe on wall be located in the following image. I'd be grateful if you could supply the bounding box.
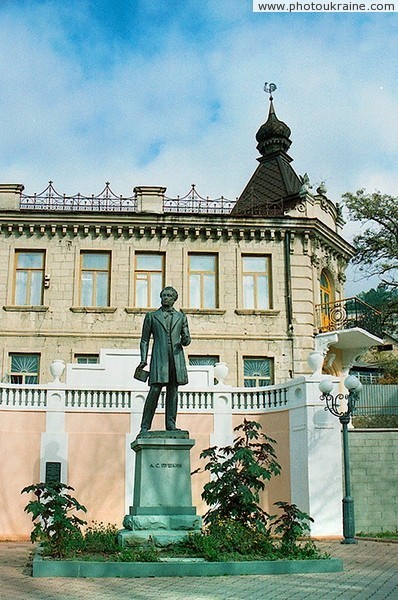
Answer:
[285,230,295,377]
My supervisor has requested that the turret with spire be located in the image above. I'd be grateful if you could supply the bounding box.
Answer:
[232,83,302,216]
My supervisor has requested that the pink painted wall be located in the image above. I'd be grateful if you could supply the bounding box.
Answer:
[0,411,45,540]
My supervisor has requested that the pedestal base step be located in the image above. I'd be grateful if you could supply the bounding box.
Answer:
[123,514,202,531]
[118,528,197,548]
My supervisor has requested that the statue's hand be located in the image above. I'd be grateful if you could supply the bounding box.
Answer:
[138,361,147,369]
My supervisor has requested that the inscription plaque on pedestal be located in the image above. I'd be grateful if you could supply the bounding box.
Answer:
[119,431,202,547]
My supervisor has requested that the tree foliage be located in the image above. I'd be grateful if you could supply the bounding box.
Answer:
[343,190,398,289]
[358,284,398,336]
[195,419,281,530]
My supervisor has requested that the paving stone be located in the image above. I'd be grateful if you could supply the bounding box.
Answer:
[1,540,398,599]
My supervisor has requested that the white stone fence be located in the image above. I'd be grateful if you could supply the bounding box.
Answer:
[0,383,289,412]
[0,375,345,538]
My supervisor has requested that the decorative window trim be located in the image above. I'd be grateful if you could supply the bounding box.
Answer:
[9,352,40,384]
[125,307,153,314]
[234,309,279,316]
[182,308,226,315]
[70,307,117,314]
[3,305,49,312]
[243,356,274,388]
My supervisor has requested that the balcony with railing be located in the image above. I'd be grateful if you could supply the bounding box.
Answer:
[315,297,383,339]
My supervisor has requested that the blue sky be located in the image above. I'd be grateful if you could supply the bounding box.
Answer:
[1,1,397,293]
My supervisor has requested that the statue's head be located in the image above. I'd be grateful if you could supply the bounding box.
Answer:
[160,286,178,305]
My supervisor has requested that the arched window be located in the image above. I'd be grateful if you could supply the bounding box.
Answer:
[320,270,333,305]
[320,270,334,330]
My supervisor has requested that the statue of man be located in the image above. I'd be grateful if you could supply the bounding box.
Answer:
[137,286,191,435]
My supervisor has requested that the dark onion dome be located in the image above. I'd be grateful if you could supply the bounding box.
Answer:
[256,100,292,157]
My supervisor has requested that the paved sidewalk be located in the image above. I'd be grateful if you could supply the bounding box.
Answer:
[1,539,398,599]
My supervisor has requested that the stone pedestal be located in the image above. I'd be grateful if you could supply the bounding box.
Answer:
[119,431,202,547]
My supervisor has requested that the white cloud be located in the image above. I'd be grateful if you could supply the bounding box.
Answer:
[0,2,397,239]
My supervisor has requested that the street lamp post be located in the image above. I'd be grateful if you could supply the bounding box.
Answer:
[319,375,362,545]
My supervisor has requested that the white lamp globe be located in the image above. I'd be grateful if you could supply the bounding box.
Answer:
[319,379,334,394]
[344,375,361,391]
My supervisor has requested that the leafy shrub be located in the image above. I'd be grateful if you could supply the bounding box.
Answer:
[192,419,325,560]
[271,501,314,556]
[118,545,160,562]
[353,415,398,429]
[83,522,119,554]
[21,482,87,558]
[195,419,281,531]
[176,519,275,561]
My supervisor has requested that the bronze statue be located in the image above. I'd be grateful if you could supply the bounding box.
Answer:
[137,286,191,435]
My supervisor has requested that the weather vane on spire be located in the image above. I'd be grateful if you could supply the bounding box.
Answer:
[264,82,277,101]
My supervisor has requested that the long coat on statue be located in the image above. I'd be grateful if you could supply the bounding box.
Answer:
[140,308,191,386]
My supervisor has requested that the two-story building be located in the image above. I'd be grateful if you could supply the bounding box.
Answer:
[0,94,384,540]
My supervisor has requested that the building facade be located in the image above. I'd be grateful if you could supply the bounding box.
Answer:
[0,97,385,540]
[0,98,371,387]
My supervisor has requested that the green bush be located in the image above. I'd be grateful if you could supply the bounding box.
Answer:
[83,522,119,554]
[353,415,398,429]
[271,501,314,554]
[195,419,281,531]
[21,482,87,558]
[176,519,275,561]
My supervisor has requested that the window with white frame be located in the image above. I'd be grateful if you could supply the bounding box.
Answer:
[14,251,45,305]
[134,253,164,308]
[80,252,110,307]
[188,355,219,367]
[74,354,100,364]
[242,255,271,309]
[188,254,218,309]
[9,353,40,384]
[243,357,273,387]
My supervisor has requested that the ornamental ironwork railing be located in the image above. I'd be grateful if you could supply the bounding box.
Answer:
[20,182,237,214]
[20,182,137,212]
[164,184,236,214]
[316,297,383,339]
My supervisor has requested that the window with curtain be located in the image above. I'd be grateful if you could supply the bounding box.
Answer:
[134,253,164,308]
[80,252,110,306]
[242,255,271,309]
[9,353,40,384]
[243,357,273,387]
[188,254,218,309]
[14,251,45,305]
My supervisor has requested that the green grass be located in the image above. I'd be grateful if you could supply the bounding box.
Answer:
[40,520,329,563]
[357,530,398,540]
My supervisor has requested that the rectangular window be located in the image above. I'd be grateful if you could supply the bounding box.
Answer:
[14,251,45,305]
[80,252,110,307]
[188,355,219,367]
[74,354,100,364]
[242,255,271,309]
[189,254,218,309]
[243,357,273,387]
[134,253,164,308]
[9,353,40,384]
